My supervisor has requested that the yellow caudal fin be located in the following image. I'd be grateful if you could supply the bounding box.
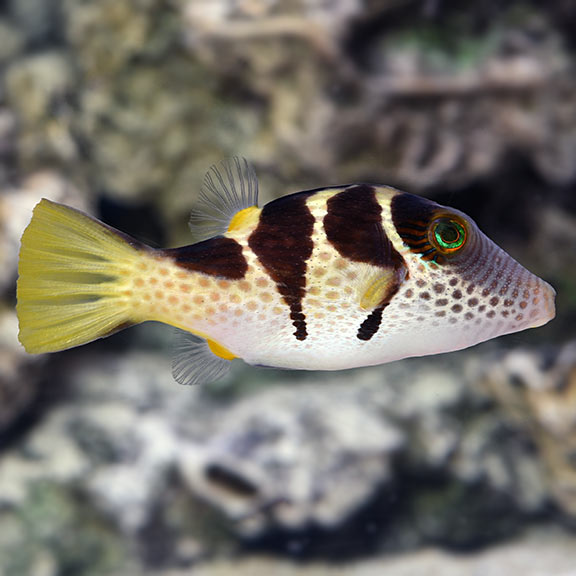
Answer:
[17,199,149,354]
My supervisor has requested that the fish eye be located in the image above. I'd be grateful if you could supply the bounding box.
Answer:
[430,218,467,253]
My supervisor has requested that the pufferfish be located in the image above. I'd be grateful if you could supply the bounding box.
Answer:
[16,158,556,385]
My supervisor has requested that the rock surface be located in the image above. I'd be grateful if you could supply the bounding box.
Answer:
[0,307,42,433]
[0,171,88,295]
[480,340,576,518]
[190,528,576,576]
[0,0,575,574]
[179,383,404,536]
[1,343,575,572]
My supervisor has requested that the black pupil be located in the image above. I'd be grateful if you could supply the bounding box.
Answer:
[439,223,459,243]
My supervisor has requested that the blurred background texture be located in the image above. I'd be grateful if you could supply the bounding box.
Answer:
[1,0,576,574]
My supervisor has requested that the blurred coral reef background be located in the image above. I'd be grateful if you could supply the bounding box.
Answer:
[1,0,576,574]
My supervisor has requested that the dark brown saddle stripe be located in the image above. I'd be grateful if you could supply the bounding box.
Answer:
[249,191,315,341]
[324,185,405,340]
[165,236,248,279]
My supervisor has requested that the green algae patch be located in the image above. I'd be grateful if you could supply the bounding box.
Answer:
[0,481,133,576]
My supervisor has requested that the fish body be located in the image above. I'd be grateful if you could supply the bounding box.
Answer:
[17,159,556,384]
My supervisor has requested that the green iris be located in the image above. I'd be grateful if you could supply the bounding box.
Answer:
[433,219,466,251]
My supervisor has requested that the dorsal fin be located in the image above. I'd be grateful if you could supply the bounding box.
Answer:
[172,329,232,385]
[189,157,259,243]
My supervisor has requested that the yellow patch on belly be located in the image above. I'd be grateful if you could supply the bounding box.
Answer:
[207,338,237,360]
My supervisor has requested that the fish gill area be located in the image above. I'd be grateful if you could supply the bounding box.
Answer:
[0,1,576,575]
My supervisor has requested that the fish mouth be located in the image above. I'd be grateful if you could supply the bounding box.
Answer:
[530,280,556,328]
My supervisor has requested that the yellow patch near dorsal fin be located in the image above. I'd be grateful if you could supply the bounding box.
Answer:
[188,156,259,243]
[227,205,260,233]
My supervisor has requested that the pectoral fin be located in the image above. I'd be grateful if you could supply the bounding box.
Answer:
[355,264,407,341]
[357,264,407,311]
[360,269,399,310]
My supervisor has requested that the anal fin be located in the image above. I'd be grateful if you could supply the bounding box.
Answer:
[172,329,232,385]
